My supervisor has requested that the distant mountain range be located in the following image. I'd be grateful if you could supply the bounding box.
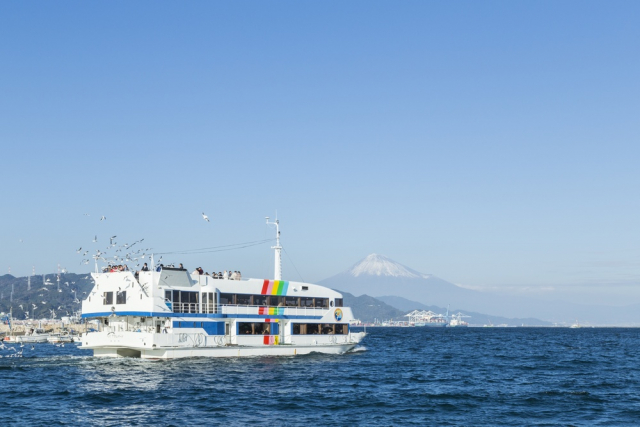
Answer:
[3,255,639,326]
[0,273,92,319]
[320,254,640,326]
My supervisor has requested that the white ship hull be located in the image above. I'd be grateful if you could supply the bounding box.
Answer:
[89,342,360,359]
[80,329,365,359]
[17,335,50,343]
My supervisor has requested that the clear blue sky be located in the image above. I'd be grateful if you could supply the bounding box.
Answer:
[1,1,639,305]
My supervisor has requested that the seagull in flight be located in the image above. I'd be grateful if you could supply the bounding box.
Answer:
[93,235,97,243]
[100,216,106,221]
[76,247,82,253]
[202,212,210,222]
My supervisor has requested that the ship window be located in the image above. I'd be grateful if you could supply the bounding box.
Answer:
[300,297,314,307]
[291,323,348,335]
[285,297,298,307]
[219,293,234,305]
[238,322,272,335]
[315,298,329,308]
[267,296,280,307]
[170,291,200,313]
[335,298,343,307]
[116,291,126,304]
[335,324,348,335]
[103,292,113,305]
[236,294,251,305]
[202,292,216,314]
[165,291,172,302]
[253,295,267,306]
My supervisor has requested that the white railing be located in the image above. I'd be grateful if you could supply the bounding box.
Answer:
[220,304,328,317]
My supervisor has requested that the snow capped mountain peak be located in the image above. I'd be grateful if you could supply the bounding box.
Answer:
[347,254,423,278]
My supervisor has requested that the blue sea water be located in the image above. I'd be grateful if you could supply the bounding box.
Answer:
[2,327,640,426]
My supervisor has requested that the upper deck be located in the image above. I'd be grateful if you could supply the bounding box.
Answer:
[81,267,347,321]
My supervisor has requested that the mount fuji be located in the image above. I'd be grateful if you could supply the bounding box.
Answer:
[318,254,640,325]
[318,254,485,312]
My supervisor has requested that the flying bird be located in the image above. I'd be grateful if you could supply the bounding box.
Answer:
[93,236,97,243]
[202,212,210,222]
[100,216,106,221]
[76,247,82,253]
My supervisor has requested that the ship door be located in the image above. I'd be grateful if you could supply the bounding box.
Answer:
[156,321,162,333]
[225,322,231,345]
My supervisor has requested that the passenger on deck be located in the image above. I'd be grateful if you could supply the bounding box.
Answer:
[223,270,229,280]
[156,263,163,272]
[141,263,149,272]
[230,271,237,280]
[179,263,184,270]
[237,271,242,280]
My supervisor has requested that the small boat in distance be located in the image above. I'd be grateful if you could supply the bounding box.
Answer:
[449,312,470,327]
[405,310,448,327]
[2,309,49,343]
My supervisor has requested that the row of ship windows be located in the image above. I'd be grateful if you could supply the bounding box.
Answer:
[174,321,349,336]
[238,322,348,335]
[164,290,343,309]
[101,290,345,313]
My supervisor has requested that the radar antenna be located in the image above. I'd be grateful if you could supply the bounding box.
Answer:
[265,215,282,280]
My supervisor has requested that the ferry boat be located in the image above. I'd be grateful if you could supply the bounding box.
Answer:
[79,219,366,359]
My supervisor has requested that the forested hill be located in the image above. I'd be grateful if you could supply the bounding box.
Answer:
[0,273,94,319]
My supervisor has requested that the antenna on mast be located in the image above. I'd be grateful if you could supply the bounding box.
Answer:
[266,215,282,280]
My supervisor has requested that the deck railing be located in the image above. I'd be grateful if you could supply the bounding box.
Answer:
[220,304,327,317]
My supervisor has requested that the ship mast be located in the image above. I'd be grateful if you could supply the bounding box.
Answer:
[265,216,282,280]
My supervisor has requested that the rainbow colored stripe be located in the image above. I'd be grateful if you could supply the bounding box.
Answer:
[263,335,279,345]
[258,307,284,316]
[261,280,289,296]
